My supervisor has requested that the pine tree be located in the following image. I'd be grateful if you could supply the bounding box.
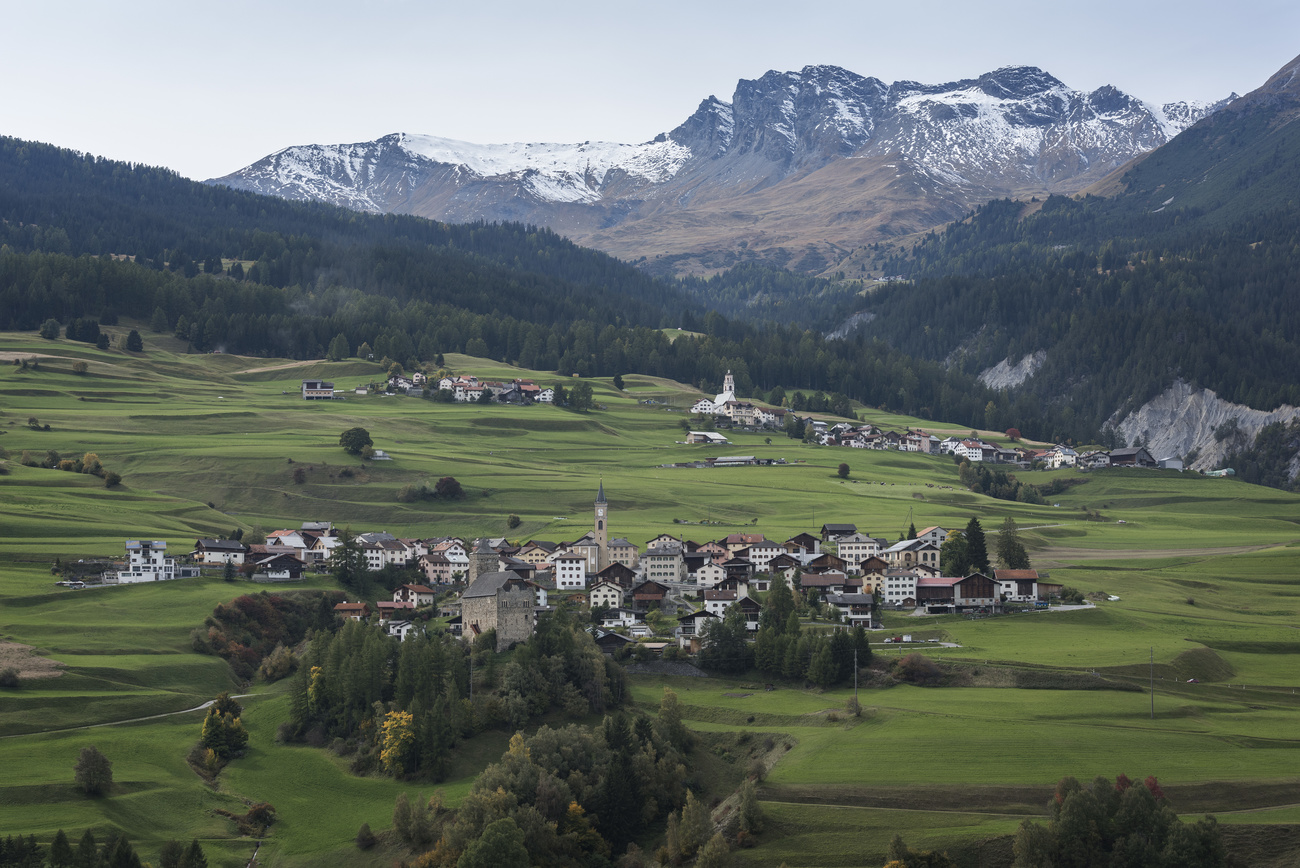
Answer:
[964,517,989,574]
[326,333,350,361]
[126,330,143,352]
[996,516,1031,570]
[49,829,74,868]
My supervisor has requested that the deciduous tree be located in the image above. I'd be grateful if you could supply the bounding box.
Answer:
[74,745,112,796]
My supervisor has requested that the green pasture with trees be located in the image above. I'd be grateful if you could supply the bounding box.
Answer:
[1,333,1298,866]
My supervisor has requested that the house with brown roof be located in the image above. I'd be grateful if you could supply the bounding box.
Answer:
[192,539,249,565]
[595,561,638,590]
[376,600,415,620]
[993,569,1040,602]
[588,580,625,611]
[632,579,670,607]
[334,601,370,621]
[393,584,437,606]
[703,588,737,618]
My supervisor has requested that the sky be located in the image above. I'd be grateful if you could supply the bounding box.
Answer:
[7,0,1298,180]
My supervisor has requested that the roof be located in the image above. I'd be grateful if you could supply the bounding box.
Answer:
[917,576,963,588]
[608,538,635,547]
[703,589,737,601]
[994,570,1040,580]
[463,571,529,599]
[195,539,247,551]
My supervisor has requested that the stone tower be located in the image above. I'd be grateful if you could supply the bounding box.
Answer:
[593,481,609,572]
[468,538,496,585]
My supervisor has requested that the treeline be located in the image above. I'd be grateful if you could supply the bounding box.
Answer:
[283,609,626,780]
[700,579,872,688]
[0,829,206,868]
[679,262,860,330]
[397,687,695,867]
[1224,420,1300,491]
[0,248,1023,436]
[0,136,686,330]
[191,590,343,681]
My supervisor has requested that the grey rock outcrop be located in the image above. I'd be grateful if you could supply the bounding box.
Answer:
[977,350,1046,390]
[1110,381,1300,474]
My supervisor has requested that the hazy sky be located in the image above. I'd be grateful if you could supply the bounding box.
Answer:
[8,0,1297,180]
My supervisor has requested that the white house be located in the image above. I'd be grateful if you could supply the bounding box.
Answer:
[118,540,178,583]
[589,581,625,610]
[552,553,588,590]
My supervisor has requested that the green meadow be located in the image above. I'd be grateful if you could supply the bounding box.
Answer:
[1,331,1299,865]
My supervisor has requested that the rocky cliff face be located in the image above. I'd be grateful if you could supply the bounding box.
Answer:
[1111,381,1300,475]
[978,351,1047,390]
[208,64,1225,275]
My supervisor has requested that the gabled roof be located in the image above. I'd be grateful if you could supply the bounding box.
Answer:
[993,569,1040,580]
[463,571,530,598]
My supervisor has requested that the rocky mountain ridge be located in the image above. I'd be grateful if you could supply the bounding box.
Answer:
[209,64,1228,275]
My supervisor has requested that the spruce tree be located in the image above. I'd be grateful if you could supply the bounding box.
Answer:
[964,517,989,574]
[996,516,1031,570]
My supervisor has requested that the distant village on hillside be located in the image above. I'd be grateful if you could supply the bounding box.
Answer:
[300,370,1196,472]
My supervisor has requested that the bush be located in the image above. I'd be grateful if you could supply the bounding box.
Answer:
[0,668,20,688]
[895,653,943,685]
[103,471,122,488]
[72,361,88,374]
[356,822,376,850]
[507,513,521,529]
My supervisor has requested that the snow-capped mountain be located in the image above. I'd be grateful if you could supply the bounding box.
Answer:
[210,65,1230,275]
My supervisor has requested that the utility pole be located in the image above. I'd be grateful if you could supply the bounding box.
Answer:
[1149,647,1154,719]
[469,653,473,703]
[854,648,859,705]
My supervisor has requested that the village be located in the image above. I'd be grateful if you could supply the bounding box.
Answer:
[305,371,1187,472]
[70,483,1064,659]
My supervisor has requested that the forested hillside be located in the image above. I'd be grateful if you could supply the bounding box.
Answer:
[851,66,1300,440]
[0,135,1019,438]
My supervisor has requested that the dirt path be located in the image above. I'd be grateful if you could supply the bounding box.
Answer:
[0,694,253,740]
[229,358,326,374]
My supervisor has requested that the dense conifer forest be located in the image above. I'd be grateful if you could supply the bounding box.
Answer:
[0,136,1021,437]
[855,100,1300,437]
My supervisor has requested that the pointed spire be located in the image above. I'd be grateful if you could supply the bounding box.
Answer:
[596,479,606,504]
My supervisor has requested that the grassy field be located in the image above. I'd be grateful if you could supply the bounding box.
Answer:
[2,330,1298,865]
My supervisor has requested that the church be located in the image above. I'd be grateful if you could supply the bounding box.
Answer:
[690,370,736,416]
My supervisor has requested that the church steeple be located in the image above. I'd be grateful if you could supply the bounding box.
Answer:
[593,481,608,571]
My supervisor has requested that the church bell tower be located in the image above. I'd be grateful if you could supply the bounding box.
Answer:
[593,481,608,572]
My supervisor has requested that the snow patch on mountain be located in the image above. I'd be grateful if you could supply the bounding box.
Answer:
[397,134,692,202]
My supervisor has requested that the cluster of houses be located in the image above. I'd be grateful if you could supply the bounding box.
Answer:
[301,373,557,405]
[106,484,1063,658]
[429,375,554,404]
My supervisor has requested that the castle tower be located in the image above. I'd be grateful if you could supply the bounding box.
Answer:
[468,538,497,585]
[593,481,609,572]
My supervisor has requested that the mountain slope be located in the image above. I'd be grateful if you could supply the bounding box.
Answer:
[850,53,1300,480]
[210,65,1226,275]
